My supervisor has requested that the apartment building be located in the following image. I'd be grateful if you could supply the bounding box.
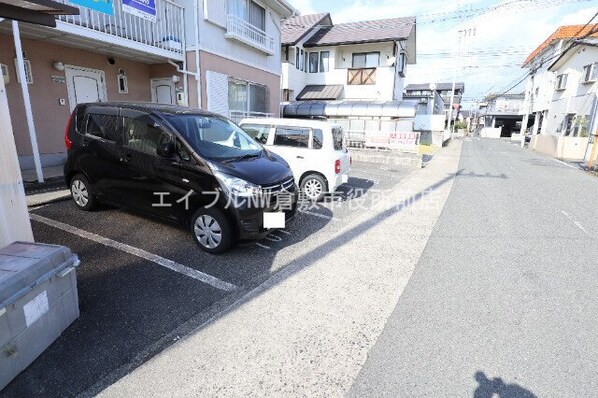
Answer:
[0,0,295,180]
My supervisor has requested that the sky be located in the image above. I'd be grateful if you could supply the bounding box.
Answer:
[287,0,598,110]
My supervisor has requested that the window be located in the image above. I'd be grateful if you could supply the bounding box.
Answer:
[117,74,128,94]
[332,127,344,150]
[352,52,379,68]
[295,47,300,69]
[561,113,575,136]
[14,58,33,84]
[312,129,323,149]
[228,0,265,31]
[273,127,309,147]
[242,124,270,144]
[85,113,120,141]
[308,52,319,73]
[124,114,172,156]
[303,51,308,72]
[299,49,304,71]
[228,78,268,115]
[555,74,567,90]
[583,63,598,83]
[319,51,330,72]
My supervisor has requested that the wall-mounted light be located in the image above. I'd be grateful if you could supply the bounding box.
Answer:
[53,62,65,71]
[172,75,180,83]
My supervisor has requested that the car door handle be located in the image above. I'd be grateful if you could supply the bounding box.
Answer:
[120,153,133,163]
[296,156,304,159]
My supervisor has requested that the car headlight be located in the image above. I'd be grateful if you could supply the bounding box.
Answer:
[214,170,262,197]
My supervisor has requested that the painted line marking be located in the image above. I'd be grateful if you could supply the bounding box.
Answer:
[560,210,590,236]
[552,158,576,169]
[298,209,340,221]
[255,242,270,249]
[29,213,237,292]
[278,230,291,235]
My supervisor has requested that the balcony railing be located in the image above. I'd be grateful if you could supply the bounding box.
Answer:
[55,0,185,57]
[225,14,274,55]
[347,68,376,85]
[229,110,274,123]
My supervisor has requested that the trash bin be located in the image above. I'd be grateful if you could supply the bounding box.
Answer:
[0,241,80,390]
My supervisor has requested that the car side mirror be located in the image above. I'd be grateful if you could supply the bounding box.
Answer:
[157,142,175,158]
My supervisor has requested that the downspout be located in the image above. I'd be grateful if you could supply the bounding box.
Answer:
[194,0,201,109]
[13,21,43,183]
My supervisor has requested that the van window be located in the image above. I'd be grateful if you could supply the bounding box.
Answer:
[332,127,344,151]
[242,124,271,144]
[123,114,171,156]
[85,113,120,142]
[312,129,323,149]
[273,127,309,148]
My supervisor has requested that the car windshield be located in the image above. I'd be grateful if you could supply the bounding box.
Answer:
[165,114,262,160]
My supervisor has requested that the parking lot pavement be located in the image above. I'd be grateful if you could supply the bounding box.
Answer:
[3,160,411,397]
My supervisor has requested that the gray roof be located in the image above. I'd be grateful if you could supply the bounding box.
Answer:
[296,85,344,101]
[405,82,465,92]
[283,100,420,118]
[281,13,331,45]
[304,16,416,47]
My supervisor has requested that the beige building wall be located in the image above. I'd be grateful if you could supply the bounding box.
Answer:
[198,51,281,115]
[0,34,156,166]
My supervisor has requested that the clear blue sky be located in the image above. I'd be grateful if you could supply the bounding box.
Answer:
[288,0,598,108]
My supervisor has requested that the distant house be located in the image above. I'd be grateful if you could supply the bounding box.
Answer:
[520,24,598,137]
[280,13,416,103]
[479,93,525,137]
[404,82,465,122]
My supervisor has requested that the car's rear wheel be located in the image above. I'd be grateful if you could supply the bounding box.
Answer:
[301,174,327,202]
[70,174,97,211]
[191,207,234,254]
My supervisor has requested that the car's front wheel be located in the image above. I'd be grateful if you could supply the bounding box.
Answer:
[70,174,97,211]
[191,207,234,254]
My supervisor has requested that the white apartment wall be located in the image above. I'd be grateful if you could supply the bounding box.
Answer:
[545,46,598,135]
[521,41,564,116]
[189,0,284,76]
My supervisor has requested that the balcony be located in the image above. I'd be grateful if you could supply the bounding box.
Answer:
[53,0,185,61]
[225,14,274,56]
[347,68,376,85]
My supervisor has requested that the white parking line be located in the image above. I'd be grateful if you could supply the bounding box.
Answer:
[552,158,576,169]
[30,213,238,292]
[560,210,590,236]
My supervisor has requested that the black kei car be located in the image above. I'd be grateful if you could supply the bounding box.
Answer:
[63,103,297,254]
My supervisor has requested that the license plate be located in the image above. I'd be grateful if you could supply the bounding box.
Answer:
[263,212,285,229]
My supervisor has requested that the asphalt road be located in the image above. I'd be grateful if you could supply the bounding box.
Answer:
[349,138,598,397]
[3,159,412,397]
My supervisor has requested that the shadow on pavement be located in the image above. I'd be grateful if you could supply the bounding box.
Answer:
[474,371,536,398]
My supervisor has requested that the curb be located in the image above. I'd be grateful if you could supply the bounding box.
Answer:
[27,190,71,208]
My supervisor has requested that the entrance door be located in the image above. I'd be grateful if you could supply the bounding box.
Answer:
[151,78,176,105]
[65,66,107,112]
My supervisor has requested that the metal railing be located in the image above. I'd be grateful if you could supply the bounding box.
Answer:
[225,14,274,55]
[55,0,185,56]
[229,110,274,123]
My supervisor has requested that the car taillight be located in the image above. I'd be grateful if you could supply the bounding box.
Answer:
[64,112,73,150]
[335,159,341,174]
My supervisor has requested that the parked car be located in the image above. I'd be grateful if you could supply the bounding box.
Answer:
[64,103,297,254]
[239,118,351,202]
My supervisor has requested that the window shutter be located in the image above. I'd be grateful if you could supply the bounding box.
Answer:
[204,0,227,28]
[206,71,229,117]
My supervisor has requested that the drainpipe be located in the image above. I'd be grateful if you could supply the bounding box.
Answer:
[12,21,44,183]
[193,0,201,109]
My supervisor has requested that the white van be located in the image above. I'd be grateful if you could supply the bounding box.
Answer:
[239,118,351,201]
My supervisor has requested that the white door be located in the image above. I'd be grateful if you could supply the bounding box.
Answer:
[151,78,176,105]
[65,66,107,112]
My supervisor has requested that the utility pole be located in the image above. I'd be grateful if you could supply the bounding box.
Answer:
[448,27,475,137]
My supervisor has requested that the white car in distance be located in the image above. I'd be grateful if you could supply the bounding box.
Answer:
[239,118,351,201]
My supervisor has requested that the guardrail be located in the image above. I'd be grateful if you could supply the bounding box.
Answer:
[55,0,184,56]
[225,14,274,55]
